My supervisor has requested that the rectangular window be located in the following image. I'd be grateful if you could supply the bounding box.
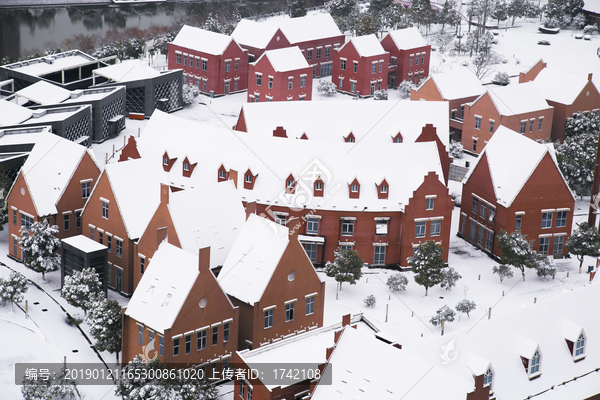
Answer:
[76,211,81,229]
[477,225,485,246]
[235,59,239,70]
[256,74,261,86]
[138,325,143,345]
[379,61,382,72]
[460,214,466,234]
[538,118,543,131]
[380,185,387,193]
[197,330,207,350]
[285,303,295,322]
[556,211,567,227]
[239,381,245,398]
[12,209,17,226]
[541,212,552,229]
[480,202,487,218]
[472,140,477,152]
[268,77,273,89]
[98,231,103,245]
[325,47,330,57]
[451,110,456,119]
[307,50,312,61]
[107,235,112,253]
[341,220,354,236]
[90,226,95,241]
[196,58,199,69]
[102,200,109,219]
[247,386,253,400]
[374,245,386,265]
[475,117,481,129]
[306,296,315,315]
[212,326,218,346]
[13,237,17,255]
[140,257,145,274]
[488,207,496,222]
[350,81,356,92]
[288,78,293,90]
[264,309,273,328]
[426,198,434,210]
[234,80,238,91]
[415,221,426,238]
[340,243,353,251]
[202,60,207,71]
[489,120,495,133]
[116,239,123,258]
[159,336,164,356]
[340,59,346,70]
[421,53,425,64]
[372,63,376,74]
[539,237,549,255]
[530,119,534,133]
[430,220,441,237]
[351,184,359,192]
[223,323,230,342]
[183,55,187,66]
[307,218,319,235]
[485,231,493,251]
[300,76,306,88]
[173,338,180,356]
[63,214,69,231]
[305,243,317,262]
[225,60,230,72]
[520,121,526,134]
[353,61,358,73]
[516,215,522,231]
[275,214,286,226]
[185,335,191,354]
[203,80,207,92]
[176,53,181,64]
[472,198,479,214]
[470,220,477,240]
[315,182,323,191]
[410,55,413,66]
[82,182,91,198]
[553,235,564,254]
[245,174,252,183]
[376,220,388,235]
[416,53,420,65]
[316,48,321,59]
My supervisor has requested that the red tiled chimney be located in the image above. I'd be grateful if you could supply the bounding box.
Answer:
[199,246,210,274]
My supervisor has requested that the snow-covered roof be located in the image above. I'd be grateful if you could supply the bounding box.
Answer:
[238,100,449,150]
[168,180,245,268]
[93,60,161,83]
[0,99,33,126]
[533,68,594,105]
[171,25,236,56]
[584,0,600,14]
[403,282,600,400]
[15,81,71,105]
[263,13,342,44]
[427,67,485,100]
[102,158,162,240]
[231,19,280,50]
[125,242,199,333]
[61,234,107,253]
[1,50,99,77]
[384,27,429,50]
[217,214,290,305]
[463,125,574,208]
[484,81,552,116]
[62,86,126,104]
[311,325,473,400]
[343,34,387,58]
[256,46,309,72]
[15,132,92,217]
[137,111,447,213]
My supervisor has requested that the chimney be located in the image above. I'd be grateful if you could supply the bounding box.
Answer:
[228,169,238,189]
[245,201,257,220]
[325,346,335,359]
[589,73,593,82]
[342,314,351,327]
[287,216,300,242]
[273,126,287,138]
[160,183,169,205]
[198,246,210,273]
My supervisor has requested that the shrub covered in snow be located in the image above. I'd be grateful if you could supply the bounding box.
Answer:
[374,90,388,100]
[536,257,557,280]
[492,71,510,85]
[571,13,586,29]
[62,268,104,314]
[22,366,79,400]
[386,273,409,291]
[398,80,413,99]
[555,131,598,194]
[0,271,28,311]
[317,80,338,96]
[429,305,456,326]
[449,140,463,159]
[363,294,377,307]
[325,248,364,288]
[496,230,542,281]
[182,84,200,106]
[563,111,600,137]
[583,25,596,35]
[87,299,122,362]
[410,241,445,296]
[455,299,477,321]
[440,267,462,291]
[19,219,61,280]
[566,222,600,273]
[492,263,514,283]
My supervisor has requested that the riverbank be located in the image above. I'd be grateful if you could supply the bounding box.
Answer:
[0,0,186,9]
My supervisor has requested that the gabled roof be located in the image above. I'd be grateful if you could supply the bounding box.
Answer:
[124,242,199,333]
[168,181,245,268]
[0,99,33,126]
[264,13,342,44]
[343,34,387,58]
[425,68,485,100]
[583,0,600,14]
[171,25,237,56]
[15,81,71,105]
[483,81,552,116]
[217,214,290,305]
[231,19,280,49]
[93,60,161,83]
[463,125,575,208]
[533,68,595,105]
[383,27,428,50]
[256,46,309,72]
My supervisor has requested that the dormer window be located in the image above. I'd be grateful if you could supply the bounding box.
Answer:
[315,182,322,191]
[219,170,226,179]
[575,334,585,357]
[345,132,356,143]
[244,168,257,189]
[380,185,387,193]
[183,162,190,171]
[245,175,252,183]
[351,184,358,192]
[483,367,493,388]
[162,152,176,172]
[314,178,324,197]
[349,179,360,199]
[163,157,168,165]
[529,350,540,375]
[392,132,403,143]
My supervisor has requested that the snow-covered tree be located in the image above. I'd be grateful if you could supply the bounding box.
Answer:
[62,268,104,315]
[374,90,388,100]
[571,13,586,29]
[19,219,61,281]
[356,14,378,36]
[491,0,509,24]
[430,305,456,326]
[565,0,585,19]
[492,71,510,85]
[449,140,464,159]
[410,240,445,296]
[87,299,122,362]
[386,273,409,291]
[203,13,223,34]
[584,25,596,34]
[438,0,458,34]
[182,84,200,106]
[398,80,413,99]
[507,0,527,26]
[566,222,600,273]
[317,80,338,96]
[455,299,476,321]
[0,271,28,312]
[369,0,393,12]
[492,263,514,283]
[22,367,79,400]
[496,230,541,281]
[363,294,377,307]
[564,111,600,138]
[555,131,598,194]
[287,0,308,17]
[382,3,415,30]
[536,257,556,279]
[327,0,358,18]
[325,248,364,288]
[440,267,462,291]
[0,165,12,230]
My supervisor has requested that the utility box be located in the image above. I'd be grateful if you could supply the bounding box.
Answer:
[61,235,109,296]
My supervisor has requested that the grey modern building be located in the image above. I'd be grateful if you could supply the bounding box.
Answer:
[61,235,109,296]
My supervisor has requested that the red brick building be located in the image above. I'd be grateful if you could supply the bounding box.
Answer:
[519,60,600,141]
[231,19,291,63]
[411,68,484,142]
[6,132,100,260]
[459,126,574,258]
[122,242,239,372]
[332,34,389,97]
[380,27,431,88]
[461,82,554,154]
[169,25,248,96]
[247,46,312,102]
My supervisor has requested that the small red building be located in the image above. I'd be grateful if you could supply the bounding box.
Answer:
[380,27,431,88]
[247,46,312,102]
[122,242,239,373]
[6,132,100,261]
[459,125,574,258]
[332,34,389,97]
[461,82,554,154]
[169,25,248,96]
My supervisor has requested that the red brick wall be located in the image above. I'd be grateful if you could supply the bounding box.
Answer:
[380,35,430,87]
[518,60,547,83]
[294,35,345,77]
[247,55,313,102]
[7,173,38,260]
[550,79,600,141]
[333,42,389,97]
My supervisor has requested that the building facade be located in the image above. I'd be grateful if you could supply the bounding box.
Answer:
[380,27,431,88]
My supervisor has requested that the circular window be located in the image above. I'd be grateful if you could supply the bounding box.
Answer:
[288,271,296,281]
[20,187,25,196]
[199,297,208,308]
[587,90,591,96]
[277,36,280,41]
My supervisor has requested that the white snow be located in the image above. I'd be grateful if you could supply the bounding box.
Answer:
[425,67,485,100]
[384,27,429,50]
[344,34,387,58]
[125,241,199,333]
[231,19,280,50]
[257,46,309,72]
[263,13,342,45]
[93,60,161,83]
[0,99,33,126]
[171,25,236,56]
[61,234,107,253]
[484,81,552,116]
[583,0,600,14]
[533,67,595,105]
[15,81,71,105]
[3,51,98,77]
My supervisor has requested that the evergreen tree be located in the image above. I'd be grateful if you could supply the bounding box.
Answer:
[22,367,79,400]
[0,165,13,230]
[363,294,377,307]
[555,131,598,195]
[19,219,61,280]
[317,80,338,96]
[203,13,223,34]
[455,299,476,321]
[440,267,462,291]
[563,111,600,138]
[386,273,409,291]
[430,305,456,326]
[327,0,358,18]
[566,222,600,273]
[496,230,540,281]
[287,0,308,18]
[325,248,364,288]
[356,14,378,36]
[507,0,527,26]
[87,299,122,362]
[0,271,28,312]
[410,240,445,296]
[62,268,104,315]
[491,0,508,24]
